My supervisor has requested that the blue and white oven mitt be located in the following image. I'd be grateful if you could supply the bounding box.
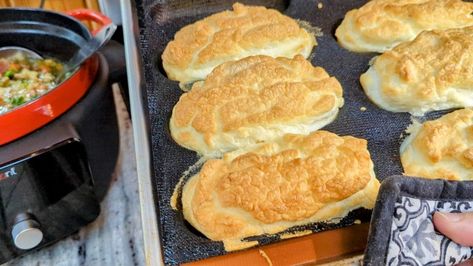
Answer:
[364,176,473,265]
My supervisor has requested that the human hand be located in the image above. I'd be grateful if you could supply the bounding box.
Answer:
[433,212,473,246]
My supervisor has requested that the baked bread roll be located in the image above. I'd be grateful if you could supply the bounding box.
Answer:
[170,55,344,156]
[336,0,473,53]
[360,26,473,115]
[401,108,473,180]
[182,131,380,250]
[162,3,316,89]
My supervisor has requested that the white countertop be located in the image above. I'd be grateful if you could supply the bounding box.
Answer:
[4,86,145,266]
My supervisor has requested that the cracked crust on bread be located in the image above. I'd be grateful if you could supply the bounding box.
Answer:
[169,55,344,156]
[361,26,473,115]
[162,3,316,89]
[182,131,380,250]
[401,108,473,180]
[336,0,473,53]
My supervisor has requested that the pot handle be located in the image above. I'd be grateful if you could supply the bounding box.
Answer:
[66,9,113,36]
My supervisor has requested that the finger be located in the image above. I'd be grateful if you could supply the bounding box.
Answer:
[433,212,473,246]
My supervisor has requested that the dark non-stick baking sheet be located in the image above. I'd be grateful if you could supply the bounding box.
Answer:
[133,0,450,264]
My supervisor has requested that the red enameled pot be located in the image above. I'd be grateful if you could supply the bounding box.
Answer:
[0,8,113,146]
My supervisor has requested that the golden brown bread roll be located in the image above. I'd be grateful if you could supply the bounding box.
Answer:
[182,131,380,250]
[401,108,473,180]
[162,3,316,89]
[336,0,473,53]
[360,26,473,115]
[169,55,344,156]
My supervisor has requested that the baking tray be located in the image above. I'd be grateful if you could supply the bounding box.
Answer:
[132,0,451,264]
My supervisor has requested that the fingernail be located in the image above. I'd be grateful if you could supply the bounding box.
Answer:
[437,212,463,222]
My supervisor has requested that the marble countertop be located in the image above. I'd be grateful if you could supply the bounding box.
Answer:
[4,87,145,266]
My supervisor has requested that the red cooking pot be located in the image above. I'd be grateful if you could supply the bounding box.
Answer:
[0,8,113,145]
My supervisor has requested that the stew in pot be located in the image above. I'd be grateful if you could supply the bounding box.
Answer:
[0,53,64,114]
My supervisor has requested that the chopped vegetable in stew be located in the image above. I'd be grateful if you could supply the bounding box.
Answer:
[0,52,64,114]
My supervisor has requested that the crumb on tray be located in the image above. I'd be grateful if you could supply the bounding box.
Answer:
[259,249,273,266]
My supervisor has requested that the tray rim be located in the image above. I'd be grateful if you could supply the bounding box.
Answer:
[121,1,164,265]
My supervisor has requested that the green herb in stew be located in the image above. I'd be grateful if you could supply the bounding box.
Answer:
[0,52,64,114]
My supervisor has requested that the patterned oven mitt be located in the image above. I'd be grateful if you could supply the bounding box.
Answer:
[364,176,473,265]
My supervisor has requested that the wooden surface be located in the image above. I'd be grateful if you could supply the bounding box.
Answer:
[0,0,99,10]
[184,223,369,266]
[0,0,100,30]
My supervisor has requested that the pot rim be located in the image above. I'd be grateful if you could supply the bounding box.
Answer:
[0,7,93,40]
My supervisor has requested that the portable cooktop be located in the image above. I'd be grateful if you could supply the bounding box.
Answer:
[0,51,123,263]
[0,8,125,263]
